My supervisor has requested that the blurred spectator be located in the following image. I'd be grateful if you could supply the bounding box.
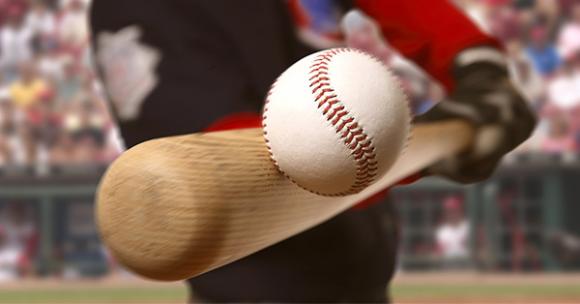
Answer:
[558,3,580,60]
[1,203,36,255]
[0,74,9,99]
[55,62,83,105]
[533,0,561,33]
[0,0,27,27]
[26,0,56,38]
[436,196,470,268]
[26,98,60,166]
[487,3,523,42]
[0,227,20,282]
[548,230,580,267]
[49,131,74,164]
[526,25,562,76]
[0,137,11,165]
[540,111,577,153]
[9,63,50,110]
[57,0,88,56]
[73,131,103,163]
[70,103,107,163]
[0,203,37,280]
[0,100,27,165]
[36,45,68,82]
[0,10,34,76]
[547,62,580,110]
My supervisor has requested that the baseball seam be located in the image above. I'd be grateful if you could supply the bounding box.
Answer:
[347,48,414,166]
[263,66,346,197]
[365,50,412,158]
[308,48,378,195]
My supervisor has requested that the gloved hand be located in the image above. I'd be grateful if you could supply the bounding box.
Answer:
[416,48,537,183]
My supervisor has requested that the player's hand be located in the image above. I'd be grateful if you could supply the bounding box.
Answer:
[416,50,536,184]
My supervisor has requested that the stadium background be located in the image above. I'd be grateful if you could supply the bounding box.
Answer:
[0,0,579,302]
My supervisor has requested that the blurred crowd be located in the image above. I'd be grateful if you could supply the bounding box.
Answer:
[0,203,36,282]
[0,0,119,170]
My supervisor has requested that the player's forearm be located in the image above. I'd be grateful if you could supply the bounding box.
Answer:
[354,0,501,91]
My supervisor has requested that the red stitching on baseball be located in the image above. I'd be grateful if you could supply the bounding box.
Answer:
[318,96,338,109]
[309,63,329,69]
[327,106,344,120]
[310,76,330,87]
[344,133,355,145]
[359,140,371,148]
[311,83,329,93]
[306,48,380,194]
[331,111,347,125]
[309,72,328,81]
[350,129,363,136]
[314,55,333,61]
[315,88,333,101]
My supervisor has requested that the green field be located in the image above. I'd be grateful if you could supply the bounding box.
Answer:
[392,284,580,303]
[0,287,187,303]
[0,274,579,303]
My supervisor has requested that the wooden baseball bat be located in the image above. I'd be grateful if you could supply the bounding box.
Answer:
[96,120,474,281]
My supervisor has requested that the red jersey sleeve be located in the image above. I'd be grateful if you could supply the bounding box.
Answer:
[355,0,501,91]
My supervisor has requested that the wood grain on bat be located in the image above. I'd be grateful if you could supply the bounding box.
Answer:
[97,120,473,281]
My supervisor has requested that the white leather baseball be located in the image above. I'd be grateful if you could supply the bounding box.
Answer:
[262,48,411,196]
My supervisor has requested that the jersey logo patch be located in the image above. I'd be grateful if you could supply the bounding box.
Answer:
[96,26,161,121]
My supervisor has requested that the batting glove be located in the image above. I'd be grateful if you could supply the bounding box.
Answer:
[417,47,537,183]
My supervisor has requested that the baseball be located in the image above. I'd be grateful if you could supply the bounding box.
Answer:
[262,48,411,196]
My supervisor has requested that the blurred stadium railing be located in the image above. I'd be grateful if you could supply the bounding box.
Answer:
[392,154,580,273]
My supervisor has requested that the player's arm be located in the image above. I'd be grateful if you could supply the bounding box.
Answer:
[356,0,536,183]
